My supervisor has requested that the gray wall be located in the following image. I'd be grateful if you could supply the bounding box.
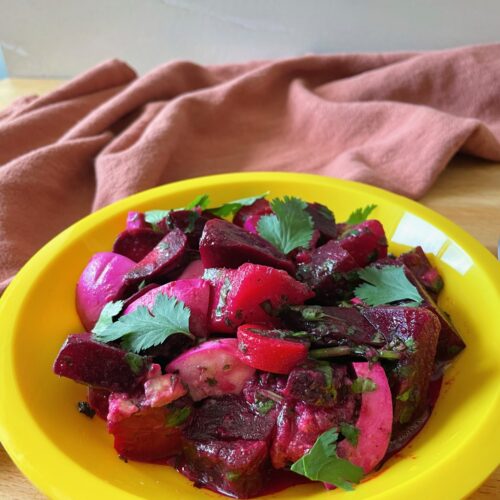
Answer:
[1,0,500,77]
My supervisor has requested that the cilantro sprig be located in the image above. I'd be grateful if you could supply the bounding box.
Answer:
[346,204,377,225]
[355,266,423,307]
[92,294,193,353]
[257,196,314,254]
[290,428,364,490]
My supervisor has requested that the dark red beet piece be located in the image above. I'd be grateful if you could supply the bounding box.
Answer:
[338,220,388,267]
[398,246,444,298]
[199,219,295,275]
[283,362,350,408]
[361,307,440,426]
[280,305,385,348]
[113,228,164,262]
[306,202,337,242]
[108,405,186,461]
[271,366,358,468]
[184,395,277,442]
[233,198,272,227]
[87,387,110,419]
[166,209,215,249]
[53,333,150,392]
[125,228,188,286]
[180,439,269,499]
[296,240,360,304]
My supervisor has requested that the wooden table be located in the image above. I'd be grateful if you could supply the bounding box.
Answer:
[0,79,499,498]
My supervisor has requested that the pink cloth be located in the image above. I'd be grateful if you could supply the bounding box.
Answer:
[1,44,500,291]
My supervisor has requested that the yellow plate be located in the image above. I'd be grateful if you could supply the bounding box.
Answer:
[1,173,499,499]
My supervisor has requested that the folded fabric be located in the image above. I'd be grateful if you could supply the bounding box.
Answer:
[1,44,500,292]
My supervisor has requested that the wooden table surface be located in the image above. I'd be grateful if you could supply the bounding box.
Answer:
[0,79,499,499]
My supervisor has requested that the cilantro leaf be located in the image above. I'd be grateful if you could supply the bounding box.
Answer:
[257,196,314,254]
[340,423,360,446]
[290,428,364,490]
[92,294,193,353]
[185,193,210,210]
[165,406,191,427]
[346,204,378,225]
[355,266,423,307]
[91,300,124,336]
[209,192,269,218]
[144,210,171,230]
[351,376,377,394]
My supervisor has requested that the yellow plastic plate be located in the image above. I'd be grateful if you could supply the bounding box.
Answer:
[1,173,499,499]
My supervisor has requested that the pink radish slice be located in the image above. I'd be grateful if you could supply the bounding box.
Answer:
[337,362,393,474]
[124,279,211,338]
[76,252,136,331]
[178,260,205,280]
[166,339,255,401]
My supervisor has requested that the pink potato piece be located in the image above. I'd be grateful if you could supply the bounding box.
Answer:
[76,252,136,330]
[178,259,205,280]
[337,362,393,474]
[167,338,255,401]
[124,279,211,338]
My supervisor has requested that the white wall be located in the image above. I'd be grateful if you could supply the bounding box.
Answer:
[1,0,500,78]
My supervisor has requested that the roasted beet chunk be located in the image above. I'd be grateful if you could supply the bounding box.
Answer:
[199,219,295,274]
[113,228,164,262]
[87,387,110,419]
[108,403,188,461]
[338,220,388,267]
[296,240,360,304]
[281,305,386,348]
[185,395,277,442]
[283,362,349,407]
[166,209,216,249]
[53,333,150,392]
[306,202,337,242]
[233,198,272,227]
[181,439,269,498]
[398,246,444,298]
[125,228,188,286]
[360,307,440,425]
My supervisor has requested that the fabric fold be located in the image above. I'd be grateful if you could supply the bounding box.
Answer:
[1,44,500,290]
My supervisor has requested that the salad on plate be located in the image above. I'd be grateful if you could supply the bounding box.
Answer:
[53,193,465,498]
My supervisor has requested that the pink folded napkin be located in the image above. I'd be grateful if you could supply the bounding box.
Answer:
[1,44,500,291]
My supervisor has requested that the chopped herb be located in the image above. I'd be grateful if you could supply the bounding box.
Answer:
[223,364,231,371]
[209,192,269,218]
[137,280,147,291]
[185,193,210,210]
[404,337,416,352]
[215,277,232,318]
[300,307,329,321]
[225,471,241,482]
[346,204,378,225]
[254,399,275,415]
[124,352,146,375]
[77,401,96,418]
[351,377,377,394]
[396,388,413,402]
[91,300,124,336]
[340,423,360,446]
[257,196,314,254]
[354,266,423,307]
[166,406,191,427]
[92,294,193,353]
[144,210,170,231]
[206,377,218,387]
[290,428,364,490]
